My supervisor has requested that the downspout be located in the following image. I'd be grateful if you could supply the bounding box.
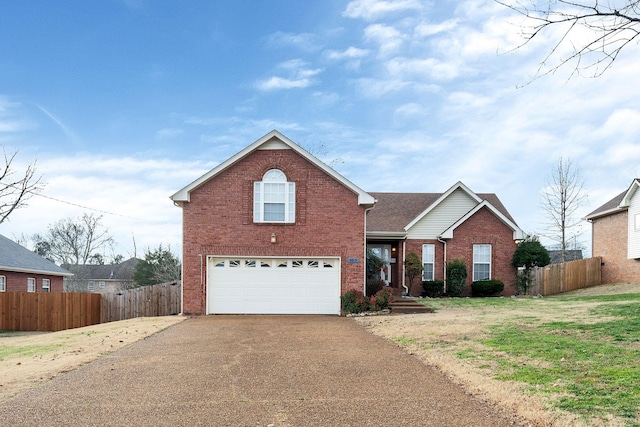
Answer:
[363,205,375,295]
[401,239,408,295]
[437,237,447,294]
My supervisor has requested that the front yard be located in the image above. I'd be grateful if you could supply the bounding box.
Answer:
[355,283,640,427]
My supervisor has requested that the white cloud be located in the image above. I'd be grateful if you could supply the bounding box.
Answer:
[414,19,459,37]
[266,31,319,51]
[325,46,370,61]
[255,60,323,91]
[343,0,424,21]
[363,24,403,56]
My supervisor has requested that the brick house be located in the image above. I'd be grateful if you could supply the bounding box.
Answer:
[0,234,73,292]
[172,130,525,315]
[367,182,525,297]
[585,178,640,283]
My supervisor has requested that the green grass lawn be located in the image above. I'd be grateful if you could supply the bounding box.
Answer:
[418,291,640,426]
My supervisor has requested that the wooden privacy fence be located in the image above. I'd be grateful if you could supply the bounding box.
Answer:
[0,292,101,332]
[101,281,181,323]
[529,257,602,296]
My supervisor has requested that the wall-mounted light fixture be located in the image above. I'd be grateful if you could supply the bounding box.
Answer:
[271,233,277,244]
[392,247,397,252]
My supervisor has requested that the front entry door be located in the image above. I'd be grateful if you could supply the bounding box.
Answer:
[367,244,392,285]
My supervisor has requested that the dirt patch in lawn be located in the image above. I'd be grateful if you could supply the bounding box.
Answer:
[0,316,185,402]
[355,283,640,427]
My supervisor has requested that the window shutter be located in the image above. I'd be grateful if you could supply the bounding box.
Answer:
[253,182,261,222]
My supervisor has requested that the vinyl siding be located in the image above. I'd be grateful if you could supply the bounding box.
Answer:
[406,188,478,239]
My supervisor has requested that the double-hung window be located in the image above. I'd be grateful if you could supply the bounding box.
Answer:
[254,169,295,223]
[27,278,36,292]
[0,276,5,292]
[473,244,492,281]
[42,279,50,292]
[422,244,435,281]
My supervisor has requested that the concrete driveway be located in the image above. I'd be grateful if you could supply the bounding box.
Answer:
[0,316,520,426]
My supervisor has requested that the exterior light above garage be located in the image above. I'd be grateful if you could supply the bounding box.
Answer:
[271,233,277,244]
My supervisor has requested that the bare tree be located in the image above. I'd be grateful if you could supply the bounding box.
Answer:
[37,213,115,265]
[540,157,587,262]
[497,0,640,78]
[0,148,43,224]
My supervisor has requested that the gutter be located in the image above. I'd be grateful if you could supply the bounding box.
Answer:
[401,239,408,295]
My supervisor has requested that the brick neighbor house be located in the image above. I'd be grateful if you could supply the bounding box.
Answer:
[585,178,640,284]
[171,130,525,315]
[0,234,73,292]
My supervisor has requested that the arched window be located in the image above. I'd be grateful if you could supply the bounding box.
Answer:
[253,169,295,223]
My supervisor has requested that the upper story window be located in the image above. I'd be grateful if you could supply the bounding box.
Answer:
[253,169,295,223]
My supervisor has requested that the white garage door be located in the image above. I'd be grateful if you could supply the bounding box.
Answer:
[207,257,341,315]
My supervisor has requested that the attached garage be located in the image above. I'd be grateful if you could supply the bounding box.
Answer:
[207,256,341,315]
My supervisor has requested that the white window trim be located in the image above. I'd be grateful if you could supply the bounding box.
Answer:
[0,275,5,292]
[253,169,295,223]
[473,244,492,281]
[42,279,50,292]
[88,281,95,292]
[27,277,36,292]
[422,244,435,281]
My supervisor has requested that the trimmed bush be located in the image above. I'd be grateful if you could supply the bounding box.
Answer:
[422,280,445,298]
[366,279,385,297]
[341,288,394,314]
[446,259,467,297]
[471,279,504,297]
[373,288,394,310]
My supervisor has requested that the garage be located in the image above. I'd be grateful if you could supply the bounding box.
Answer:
[207,256,341,315]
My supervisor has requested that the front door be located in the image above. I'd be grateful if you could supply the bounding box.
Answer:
[367,244,392,285]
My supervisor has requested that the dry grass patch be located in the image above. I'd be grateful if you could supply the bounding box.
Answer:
[0,316,185,402]
[356,283,640,427]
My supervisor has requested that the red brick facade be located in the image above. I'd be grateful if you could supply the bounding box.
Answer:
[401,207,518,296]
[1,271,64,293]
[592,210,640,283]
[180,148,367,314]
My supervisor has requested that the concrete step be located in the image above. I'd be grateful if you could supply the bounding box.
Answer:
[390,298,434,314]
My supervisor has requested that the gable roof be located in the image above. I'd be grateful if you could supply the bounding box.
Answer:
[367,184,519,236]
[64,258,140,281]
[0,234,73,277]
[171,130,375,206]
[439,200,526,240]
[584,178,640,220]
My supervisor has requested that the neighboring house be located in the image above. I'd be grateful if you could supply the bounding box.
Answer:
[0,234,72,292]
[171,130,525,315]
[585,178,640,284]
[63,258,140,293]
[547,250,583,264]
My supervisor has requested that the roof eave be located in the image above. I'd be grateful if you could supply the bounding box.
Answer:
[0,266,74,277]
[366,231,407,240]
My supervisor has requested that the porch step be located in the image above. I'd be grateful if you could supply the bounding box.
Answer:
[390,298,434,314]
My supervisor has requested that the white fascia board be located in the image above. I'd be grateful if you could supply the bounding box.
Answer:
[584,206,626,221]
[404,181,482,231]
[439,200,526,241]
[619,179,640,208]
[170,130,375,206]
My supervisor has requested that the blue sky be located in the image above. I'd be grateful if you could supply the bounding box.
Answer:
[2,0,640,260]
